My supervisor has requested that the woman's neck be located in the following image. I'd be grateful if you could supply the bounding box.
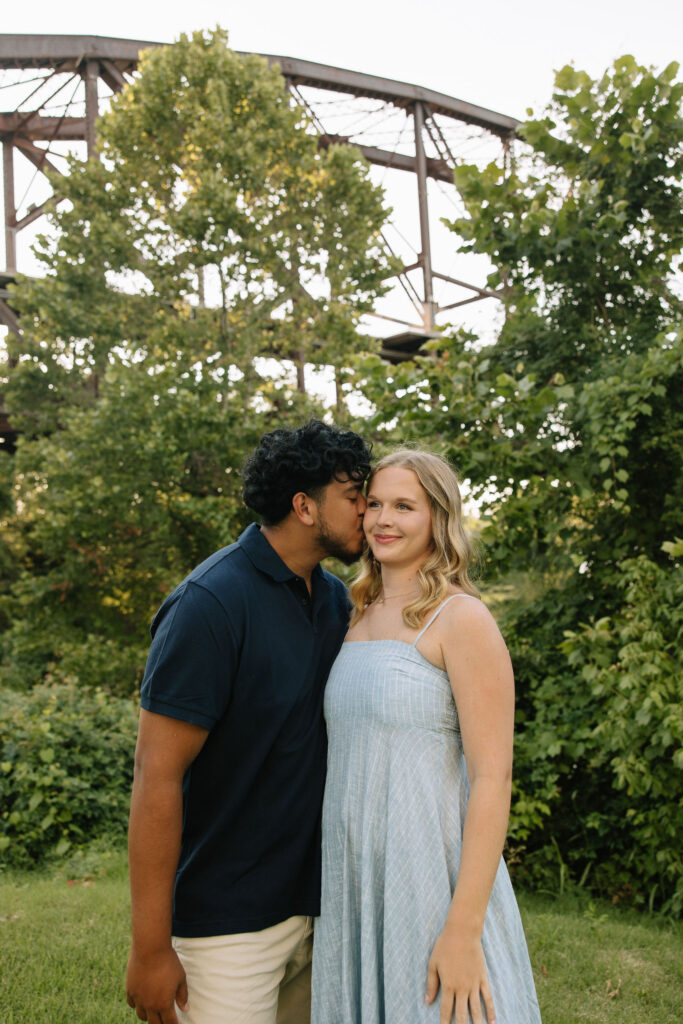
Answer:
[378,564,423,603]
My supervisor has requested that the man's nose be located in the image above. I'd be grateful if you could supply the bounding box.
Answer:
[358,494,367,516]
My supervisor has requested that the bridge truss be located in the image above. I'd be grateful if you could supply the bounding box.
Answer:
[0,34,518,363]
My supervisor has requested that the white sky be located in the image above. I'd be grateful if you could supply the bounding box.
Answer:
[2,0,681,122]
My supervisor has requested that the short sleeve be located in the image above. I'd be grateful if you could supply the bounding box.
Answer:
[140,582,239,729]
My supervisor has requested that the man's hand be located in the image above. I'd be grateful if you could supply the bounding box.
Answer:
[126,947,189,1023]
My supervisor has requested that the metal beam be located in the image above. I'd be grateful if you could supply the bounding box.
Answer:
[99,58,128,92]
[16,197,59,231]
[0,34,158,69]
[0,296,21,336]
[438,293,491,313]
[0,117,456,184]
[261,54,519,136]
[318,133,453,182]
[2,141,17,273]
[414,101,434,332]
[13,136,63,177]
[84,59,99,158]
[0,113,87,140]
[432,269,500,300]
[367,311,426,331]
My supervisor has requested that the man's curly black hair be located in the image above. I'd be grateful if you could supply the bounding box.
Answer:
[242,419,372,526]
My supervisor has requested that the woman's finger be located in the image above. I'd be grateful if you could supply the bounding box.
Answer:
[481,976,496,1023]
[470,988,484,1024]
[454,990,469,1024]
[441,987,456,1024]
[425,958,440,1005]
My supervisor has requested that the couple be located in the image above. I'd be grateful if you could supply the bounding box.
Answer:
[126,420,541,1024]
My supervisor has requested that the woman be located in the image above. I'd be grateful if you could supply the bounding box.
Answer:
[311,450,542,1024]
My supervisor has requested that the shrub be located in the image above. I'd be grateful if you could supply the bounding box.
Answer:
[0,683,138,868]
[507,554,683,915]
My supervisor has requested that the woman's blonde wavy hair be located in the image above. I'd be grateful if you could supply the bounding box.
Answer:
[349,449,479,628]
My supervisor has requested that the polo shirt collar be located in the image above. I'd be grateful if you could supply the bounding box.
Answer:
[238,522,326,586]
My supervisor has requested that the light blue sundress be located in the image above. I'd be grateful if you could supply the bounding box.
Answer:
[311,595,542,1024]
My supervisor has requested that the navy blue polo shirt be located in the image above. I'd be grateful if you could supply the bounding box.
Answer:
[140,523,350,937]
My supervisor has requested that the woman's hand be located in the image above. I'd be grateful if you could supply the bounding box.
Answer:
[425,924,495,1024]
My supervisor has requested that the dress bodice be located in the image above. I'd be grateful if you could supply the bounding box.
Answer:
[324,640,460,740]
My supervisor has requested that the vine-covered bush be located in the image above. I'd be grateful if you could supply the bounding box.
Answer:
[0,683,138,868]
[507,554,683,914]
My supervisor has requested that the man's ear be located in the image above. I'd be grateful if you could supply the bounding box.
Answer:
[291,491,318,526]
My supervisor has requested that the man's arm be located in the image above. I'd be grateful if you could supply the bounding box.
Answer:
[126,709,209,1024]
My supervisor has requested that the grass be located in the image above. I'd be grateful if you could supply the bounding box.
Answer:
[518,891,683,1023]
[0,848,681,1023]
[0,847,132,1024]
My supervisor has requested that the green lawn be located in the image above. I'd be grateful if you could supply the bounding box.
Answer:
[1,849,681,1023]
[518,891,682,1024]
[0,848,132,1024]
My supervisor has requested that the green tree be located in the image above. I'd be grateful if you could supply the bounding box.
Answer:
[6,29,393,435]
[450,55,682,382]
[0,29,393,693]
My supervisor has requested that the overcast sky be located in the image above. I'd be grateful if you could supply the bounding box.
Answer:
[2,0,681,121]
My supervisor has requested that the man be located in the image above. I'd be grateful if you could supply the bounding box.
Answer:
[126,419,371,1024]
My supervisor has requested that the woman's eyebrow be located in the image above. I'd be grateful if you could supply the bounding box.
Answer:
[366,493,417,503]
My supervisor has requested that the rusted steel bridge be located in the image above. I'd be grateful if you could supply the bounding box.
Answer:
[0,35,518,446]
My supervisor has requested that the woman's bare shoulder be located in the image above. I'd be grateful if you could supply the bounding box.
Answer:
[439,592,504,641]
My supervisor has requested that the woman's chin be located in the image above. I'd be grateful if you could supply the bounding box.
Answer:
[371,547,408,566]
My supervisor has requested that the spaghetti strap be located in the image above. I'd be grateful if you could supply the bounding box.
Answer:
[413,594,472,646]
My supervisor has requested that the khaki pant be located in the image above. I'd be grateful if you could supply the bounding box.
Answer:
[172,915,313,1024]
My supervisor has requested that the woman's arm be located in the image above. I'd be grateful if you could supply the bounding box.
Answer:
[425,599,515,1024]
